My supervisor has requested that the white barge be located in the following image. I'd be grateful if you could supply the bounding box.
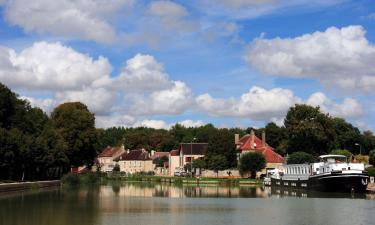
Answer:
[269,155,369,193]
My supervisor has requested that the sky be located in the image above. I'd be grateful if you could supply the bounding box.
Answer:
[1,0,375,130]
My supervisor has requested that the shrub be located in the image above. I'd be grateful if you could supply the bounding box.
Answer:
[367,168,375,177]
[61,173,80,186]
[369,150,375,166]
[330,149,353,160]
[287,152,315,164]
[239,152,266,178]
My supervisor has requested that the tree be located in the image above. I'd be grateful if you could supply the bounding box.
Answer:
[369,150,375,166]
[284,104,336,155]
[51,102,98,167]
[330,149,353,160]
[153,156,168,167]
[238,152,266,178]
[264,122,285,149]
[205,129,237,169]
[205,155,227,177]
[360,131,375,155]
[287,152,315,164]
[332,118,361,153]
[192,159,205,169]
[113,164,120,172]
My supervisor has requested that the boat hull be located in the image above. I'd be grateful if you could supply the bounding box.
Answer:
[270,173,369,193]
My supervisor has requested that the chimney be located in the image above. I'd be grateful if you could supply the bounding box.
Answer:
[151,150,155,156]
[121,144,125,150]
[262,131,266,148]
[250,130,255,149]
[235,134,239,144]
[127,149,130,154]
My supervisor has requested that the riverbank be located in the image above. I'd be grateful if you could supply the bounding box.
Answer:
[105,175,262,186]
[0,180,60,193]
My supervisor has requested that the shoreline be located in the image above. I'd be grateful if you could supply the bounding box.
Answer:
[0,180,61,193]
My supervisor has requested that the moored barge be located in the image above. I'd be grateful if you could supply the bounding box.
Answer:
[269,155,369,193]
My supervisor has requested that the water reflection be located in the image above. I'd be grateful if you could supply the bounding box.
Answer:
[99,182,372,199]
[0,183,374,225]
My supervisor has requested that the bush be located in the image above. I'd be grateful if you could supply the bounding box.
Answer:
[287,152,315,164]
[369,150,375,165]
[367,168,375,177]
[354,155,368,164]
[239,152,266,178]
[61,172,99,186]
[330,149,353,160]
[61,173,80,186]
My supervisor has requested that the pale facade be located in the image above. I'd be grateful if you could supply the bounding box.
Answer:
[168,143,207,176]
[96,146,125,172]
[118,160,153,174]
[116,149,153,174]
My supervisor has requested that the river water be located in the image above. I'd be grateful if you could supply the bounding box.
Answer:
[0,182,374,225]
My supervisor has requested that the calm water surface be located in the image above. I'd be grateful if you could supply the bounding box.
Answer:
[0,182,374,225]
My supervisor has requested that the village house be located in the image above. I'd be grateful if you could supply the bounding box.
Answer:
[169,143,207,176]
[115,149,153,174]
[95,146,125,172]
[235,130,284,176]
[150,151,169,175]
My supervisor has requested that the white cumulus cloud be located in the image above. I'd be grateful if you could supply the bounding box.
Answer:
[306,92,364,118]
[3,0,134,43]
[0,42,111,91]
[196,86,301,121]
[245,25,375,92]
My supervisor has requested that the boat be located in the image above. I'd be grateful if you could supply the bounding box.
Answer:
[269,155,369,193]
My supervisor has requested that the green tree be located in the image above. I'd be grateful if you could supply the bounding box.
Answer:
[205,129,237,169]
[284,104,336,155]
[332,118,361,153]
[205,155,228,177]
[360,131,375,155]
[287,152,315,164]
[330,149,353,160]
[192,159,206,169]
[369,150,375,166]
[238,152,266,178]
[51,102,98,167]
[153,156,169,167]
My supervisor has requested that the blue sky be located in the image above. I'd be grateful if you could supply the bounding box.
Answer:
[1,0,375,130]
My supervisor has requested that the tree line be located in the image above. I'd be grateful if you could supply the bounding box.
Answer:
[0,83,97,181]
[1,82,375,180]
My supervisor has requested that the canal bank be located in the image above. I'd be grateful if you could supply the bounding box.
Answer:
[0,180,60,193]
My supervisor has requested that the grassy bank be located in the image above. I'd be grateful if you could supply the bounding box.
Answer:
[61,172,262,186]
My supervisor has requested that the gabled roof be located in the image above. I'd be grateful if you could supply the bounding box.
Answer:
[117,150,151,161]
[180,143,207,155]
[98,146,120,157]
[238,134,284,163]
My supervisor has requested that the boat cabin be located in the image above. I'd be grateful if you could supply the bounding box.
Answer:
[311,155,364,175]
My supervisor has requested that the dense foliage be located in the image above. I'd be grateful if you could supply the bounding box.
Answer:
[369,150,375,166]
[287,152,315,164]
[330,149,353,159]
[2,82,375,181]
[239,152,266,178]
[0,83,98,180]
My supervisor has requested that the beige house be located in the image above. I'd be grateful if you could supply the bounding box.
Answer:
[169,143,207,176]
[115,149,153,174]
[96,146,125,172]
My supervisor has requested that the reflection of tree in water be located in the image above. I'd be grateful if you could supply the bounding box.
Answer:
[0,187,101,225]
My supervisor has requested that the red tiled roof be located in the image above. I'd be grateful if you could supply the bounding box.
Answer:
[118,150,151,161]
[98,146,118,157]
[151,152,169,160]
[239,134,284,163]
